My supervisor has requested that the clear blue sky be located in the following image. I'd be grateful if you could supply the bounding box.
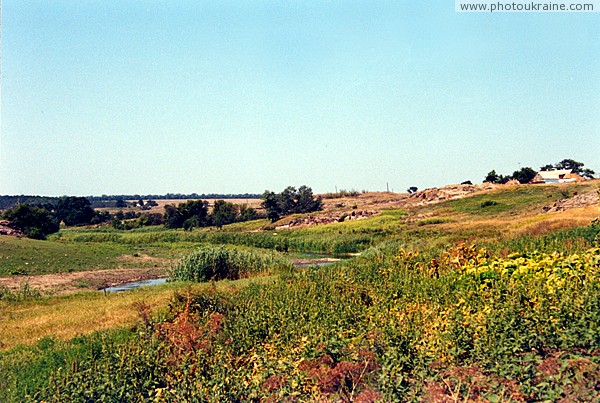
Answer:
[1,1,599,196]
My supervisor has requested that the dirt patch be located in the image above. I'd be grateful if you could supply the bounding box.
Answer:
[0,266,168,295]
[117,253,168,264]
[543,192,599,212]
[0,220,23,237]
[405,183,503,206]
[275,210,378,230]
[290,257,342,266]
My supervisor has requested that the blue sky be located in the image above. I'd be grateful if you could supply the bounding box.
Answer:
[1,1,598,196]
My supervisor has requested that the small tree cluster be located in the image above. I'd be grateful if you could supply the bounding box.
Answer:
[2,204,59,239]
[484,167,537,184]
[163,200,261,230]
[262,186,323,222]
[2,196,110,239]
[164,200,209,230]
[540,159,595,179]
[55,196,96,226]
[111,211,163,230]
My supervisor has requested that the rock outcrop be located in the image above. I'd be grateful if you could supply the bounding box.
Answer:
[0,220,23,237]
[543,192,599,212]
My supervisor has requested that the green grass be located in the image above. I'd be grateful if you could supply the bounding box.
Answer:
[8,243,599,401]
[0,276,275,401]
[0,329,137,401]
[446,184,587,216]
[1,181,599,401]
[53,211,406,254]
[0,235,191,276]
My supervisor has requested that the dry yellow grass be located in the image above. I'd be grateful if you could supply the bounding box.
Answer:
[0,277,273,351]
[509,206,599,238]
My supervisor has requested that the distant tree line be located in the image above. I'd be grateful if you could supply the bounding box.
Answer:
[484,158,595,184]
[0,196,59,210]
[0,193,262,211]
[87,193,261,202]
[262,186,323,222]
[2,194,266,239]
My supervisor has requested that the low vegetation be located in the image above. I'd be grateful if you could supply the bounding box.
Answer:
[1,181,599,401]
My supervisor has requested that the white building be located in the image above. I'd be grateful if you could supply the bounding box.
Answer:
[531,169,579,184]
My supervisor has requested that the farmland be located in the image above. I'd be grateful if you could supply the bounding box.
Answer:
[1,181,599,401]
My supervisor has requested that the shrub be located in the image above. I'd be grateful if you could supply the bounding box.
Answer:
[479,200,498,208]
[170,245,292,282]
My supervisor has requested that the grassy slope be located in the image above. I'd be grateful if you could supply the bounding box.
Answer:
[0,235,197,276]
[2,182,594,278]
[1,181,599,400]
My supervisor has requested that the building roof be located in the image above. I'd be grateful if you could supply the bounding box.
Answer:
[537,169,572,180]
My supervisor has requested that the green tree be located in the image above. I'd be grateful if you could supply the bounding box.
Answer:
[484,170,500,183]
[111,216,124,230]
[293,186,322,213]
[55,196,95,226]
[511,167,537,184]
[211,200,239,229]
[178,200,209,227]
[239,204,259,221]
[163,204,184,229]
[555,159,595,178]
[548,159,595,179]
[262,186,323,222]
[163,200,209,229]
[278,186,297,215]
[262,191,281,222]
[555,158,584,172]
[2,204,59,239]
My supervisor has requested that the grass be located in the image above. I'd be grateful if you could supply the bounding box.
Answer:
[52,211,406,254]
[1,183,595,277]
[8,242,598,401]
[0,235,196,276]
[446,183,593,216]
[0,181,599,401]
[0,276,274,352]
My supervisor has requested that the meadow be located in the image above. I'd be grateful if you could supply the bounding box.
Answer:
[1,182,599,401]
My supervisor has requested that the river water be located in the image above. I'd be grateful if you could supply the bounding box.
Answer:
[101,252,353,293]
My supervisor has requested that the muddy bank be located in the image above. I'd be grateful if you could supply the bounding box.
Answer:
[0,267,167,295]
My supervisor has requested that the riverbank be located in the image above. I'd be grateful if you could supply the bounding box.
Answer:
[0,266,167,295]
[0,254,347,295]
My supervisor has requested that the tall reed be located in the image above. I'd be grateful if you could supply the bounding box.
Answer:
[170,245,292,282]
